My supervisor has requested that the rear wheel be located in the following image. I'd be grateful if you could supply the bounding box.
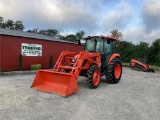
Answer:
[87,65,101,89]
[105,57,122,84]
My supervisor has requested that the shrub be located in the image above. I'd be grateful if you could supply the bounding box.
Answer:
[31,64,41,70]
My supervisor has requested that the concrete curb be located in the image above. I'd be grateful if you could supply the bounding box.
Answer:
[0,66,130,76]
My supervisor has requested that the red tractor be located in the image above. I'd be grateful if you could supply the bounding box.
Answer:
[130,58,155,72]
[31,35,122,97]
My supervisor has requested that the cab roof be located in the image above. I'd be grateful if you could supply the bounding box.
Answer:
[86,35,117,41]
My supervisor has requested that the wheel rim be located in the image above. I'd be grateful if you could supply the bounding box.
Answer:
[114,63,121,79]
[93,70,100,85]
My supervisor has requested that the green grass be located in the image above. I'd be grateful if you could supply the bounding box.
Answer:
[150,65,160,71]
[122,62,130,67]
[122,62,160,71]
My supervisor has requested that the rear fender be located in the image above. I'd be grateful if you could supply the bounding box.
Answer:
[108,53,120,64]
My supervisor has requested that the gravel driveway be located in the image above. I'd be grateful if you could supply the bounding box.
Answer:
[0,67,160,120]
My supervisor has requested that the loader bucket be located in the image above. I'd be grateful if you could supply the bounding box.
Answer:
[31,70,78,97]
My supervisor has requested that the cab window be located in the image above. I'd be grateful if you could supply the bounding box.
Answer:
[104,39,114,55]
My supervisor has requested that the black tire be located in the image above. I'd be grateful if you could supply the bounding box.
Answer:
[87,65,101,89]
[105,57,122,84]
[133,63,146,72]
[148,68,155,73]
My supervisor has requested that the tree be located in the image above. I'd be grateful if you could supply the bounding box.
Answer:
[46,29,59,37]
[134,42,149,59]
[27,29,39,33]
[5,19,14,29]
[110,30,122,40]
[15,21,24,30]
[0,17,24,30]
[0,16,5,28]
[39,30,47,35]
[115,41,135,62]
[58,30,86,43]
[76,30,85,41]
[27,29,59,38]
[65,34,76,42]
[148,39,160,66]
[115,38,160,66]
[0,16,3,24]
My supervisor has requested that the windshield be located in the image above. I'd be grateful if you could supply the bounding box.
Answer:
[85,38,103,52]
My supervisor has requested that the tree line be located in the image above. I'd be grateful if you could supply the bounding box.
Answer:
[27,29,85,43]
[0,16,159,66]
[0,16,85,43]
[0,16,24,30]
[115,39,160,66]
[110,30,160,66]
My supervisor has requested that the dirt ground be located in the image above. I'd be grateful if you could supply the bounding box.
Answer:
[0,67,160,120]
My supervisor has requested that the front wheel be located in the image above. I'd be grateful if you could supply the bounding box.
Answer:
[105,57,122,84]
[87,65,101,89]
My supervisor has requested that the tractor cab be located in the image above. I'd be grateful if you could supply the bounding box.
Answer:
[85,36,117,66]
[85,36,116,54]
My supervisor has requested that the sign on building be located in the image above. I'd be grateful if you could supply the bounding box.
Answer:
[21,43,42,56]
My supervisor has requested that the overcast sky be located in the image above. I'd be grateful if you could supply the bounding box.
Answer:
[0,0,160,44]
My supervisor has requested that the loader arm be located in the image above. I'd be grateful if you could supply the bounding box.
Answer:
[53,51,100,74]
[32,51,101,97]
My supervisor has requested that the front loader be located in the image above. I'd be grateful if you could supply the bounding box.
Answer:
[31,35,122,97]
